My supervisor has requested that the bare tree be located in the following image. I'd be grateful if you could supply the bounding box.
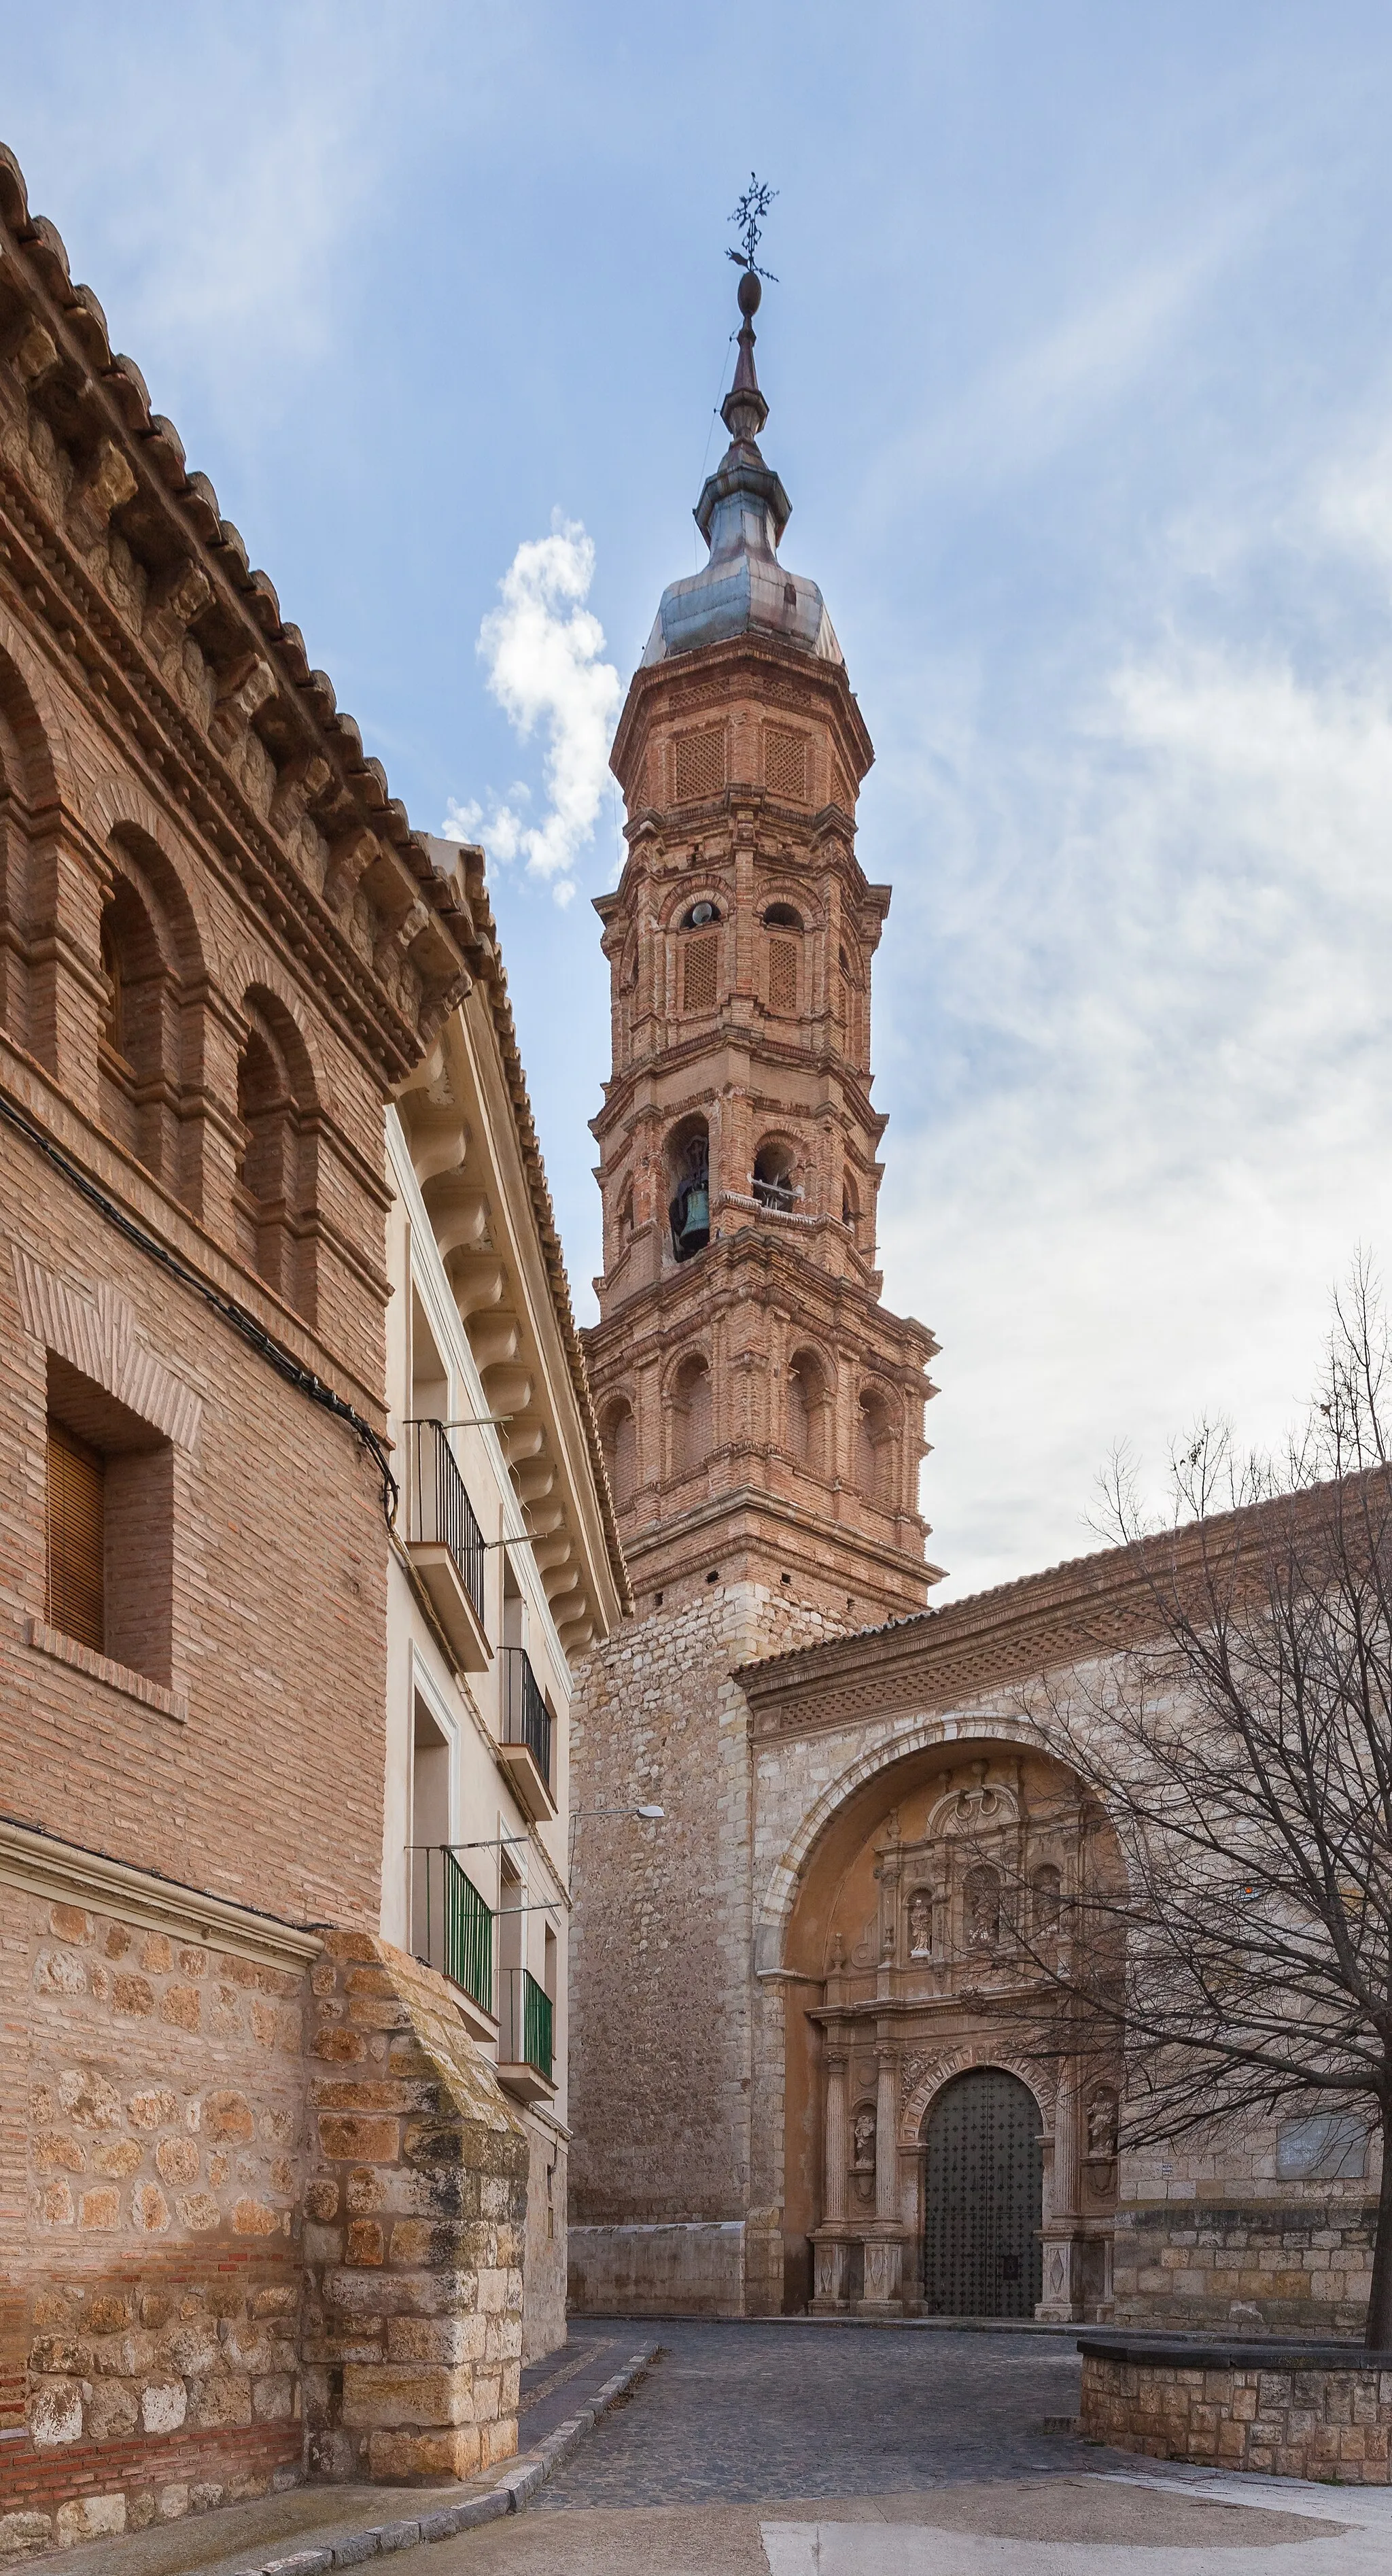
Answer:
[1015,1265,1392,2349]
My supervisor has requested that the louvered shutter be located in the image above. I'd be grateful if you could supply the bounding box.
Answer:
[767,937,799,1016]
[46,1420,105,1653]
[682,934,718,1014]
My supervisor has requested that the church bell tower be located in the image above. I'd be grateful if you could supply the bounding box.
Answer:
[585,265,941,1620]
[569,260,942,2317]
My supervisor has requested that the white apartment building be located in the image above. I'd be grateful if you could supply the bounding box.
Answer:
[381,845,628,2358]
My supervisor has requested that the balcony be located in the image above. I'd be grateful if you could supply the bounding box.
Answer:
[497,1964,555,2102]
[405,1419,489,1670]
[498,1645,556,1820]
[412,1846,495,2044]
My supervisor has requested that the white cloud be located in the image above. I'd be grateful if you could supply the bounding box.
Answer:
[442,513,621,905]
[878,598,1392,1600]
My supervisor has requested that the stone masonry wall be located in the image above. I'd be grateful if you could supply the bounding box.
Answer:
[0,1878,308,2558]
[568,1580,842,2311]
[519,2124,566,2367]
[1081,2349,1392,2483]
[301,1934,528,2486]
[1113,2199,1377,2335]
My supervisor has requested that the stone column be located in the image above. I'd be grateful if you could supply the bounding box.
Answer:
[875,2047,897,2223]
[823,2048,848,2222]
[1040,2061,1083,2320]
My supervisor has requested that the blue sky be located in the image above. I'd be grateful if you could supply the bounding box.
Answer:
[9,2,1392,1592]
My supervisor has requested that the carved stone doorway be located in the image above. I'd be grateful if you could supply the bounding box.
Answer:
[923,2068,1043,2319]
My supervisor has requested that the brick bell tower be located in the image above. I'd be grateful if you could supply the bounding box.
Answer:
[568,265,942,2316]
[585,266,940,1617]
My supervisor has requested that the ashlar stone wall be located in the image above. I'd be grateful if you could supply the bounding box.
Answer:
[301,1934,527,2487]
[568,1578,846,2315]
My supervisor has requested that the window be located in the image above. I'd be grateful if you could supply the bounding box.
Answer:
[787,1351,826,1472]
[667,1120,710,1260]
[753,1139,797,1212]
[671,1352,712,1476]
[602,1398,638,1508]
[44,1360,174,1683]
[673,725,726,803]
[767,936,799,1017]
[763,725,808,802]
[856,1386,895,1506]
[681,933,718,1014]
[46,1419,104,1653]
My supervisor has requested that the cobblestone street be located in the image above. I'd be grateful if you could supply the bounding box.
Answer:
[532,2321,1086,2506]
[428,2321,1389,2573]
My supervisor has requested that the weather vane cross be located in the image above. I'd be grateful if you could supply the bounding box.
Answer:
[728,173,778,283]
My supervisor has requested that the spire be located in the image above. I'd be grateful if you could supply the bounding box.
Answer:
[640,260,843,670]
[721,269,769,446]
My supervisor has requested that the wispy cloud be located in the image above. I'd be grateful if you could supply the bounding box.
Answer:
[882,545,1392,1596]
[443,513,621,906]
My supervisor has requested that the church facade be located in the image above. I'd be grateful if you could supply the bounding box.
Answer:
[567,274,1381,2335]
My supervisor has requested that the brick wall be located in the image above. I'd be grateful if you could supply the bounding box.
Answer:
[0,1140,389,1924]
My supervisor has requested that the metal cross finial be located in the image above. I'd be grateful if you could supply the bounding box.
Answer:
[728,172,779,283]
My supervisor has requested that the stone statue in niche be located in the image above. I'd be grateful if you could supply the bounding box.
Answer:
[908,1889,932,1958]
[963,1862,1001,1951]
[1086,2091,1119,2161]
[851,2103,876,2204]
[1032,1863,1063,1935]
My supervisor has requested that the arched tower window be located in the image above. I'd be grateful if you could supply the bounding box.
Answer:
[601,1396,638,1509]
[763,903,802,1018]
[678,899,720,1016]
[856,1384,897,1507]
[667,1116,710,1261]
[669,1351,712,1478]
[752,1137,798,1214]
[787,1348,827,1473]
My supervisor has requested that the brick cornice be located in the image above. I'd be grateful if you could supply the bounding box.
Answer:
[0,140,480,1086]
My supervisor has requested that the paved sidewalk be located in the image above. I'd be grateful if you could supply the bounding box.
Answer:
[21,2335,652,2576]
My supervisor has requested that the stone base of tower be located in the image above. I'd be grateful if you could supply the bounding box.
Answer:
[566,1583,853,2320]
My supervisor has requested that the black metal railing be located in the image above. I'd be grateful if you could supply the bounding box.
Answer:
[501,1965,554,2080]
[406,1419,485,1621]
[413,1847,493,2016]
[502,1645,553,1789]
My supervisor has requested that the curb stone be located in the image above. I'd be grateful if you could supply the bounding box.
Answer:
[226,2346,657,2575]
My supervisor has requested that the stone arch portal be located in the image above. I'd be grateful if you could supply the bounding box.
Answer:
[768,1725,1122,2321]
